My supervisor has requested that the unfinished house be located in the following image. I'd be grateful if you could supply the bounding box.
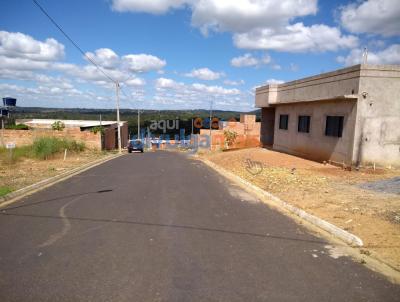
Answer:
[255,64,400,167]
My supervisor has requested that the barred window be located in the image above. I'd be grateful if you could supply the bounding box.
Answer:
[325,116,344,137]
[298,116,310,133]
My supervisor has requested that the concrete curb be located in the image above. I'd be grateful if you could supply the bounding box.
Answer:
[201,158,364,247]
[0,153,124,208]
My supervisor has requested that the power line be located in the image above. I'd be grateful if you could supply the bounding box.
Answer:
[32,0,116,84]
[32,0,124,153]
[32,0,142,105]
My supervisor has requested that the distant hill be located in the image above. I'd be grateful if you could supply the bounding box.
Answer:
[11,107,261,136]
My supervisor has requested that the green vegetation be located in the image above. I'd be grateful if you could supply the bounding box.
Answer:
[32,137,85,160]
[51,120,65,131]
[5,124,30,130]
[0,186,13,197]
[0,144,32,162]
[90,126,105,135]
[0,137,85,162]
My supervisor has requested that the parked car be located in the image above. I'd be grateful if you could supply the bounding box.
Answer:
[127,140,144,153]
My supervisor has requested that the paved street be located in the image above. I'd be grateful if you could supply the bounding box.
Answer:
[0,152,399,301]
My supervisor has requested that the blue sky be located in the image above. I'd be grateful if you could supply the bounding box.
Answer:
[0,0,399,111]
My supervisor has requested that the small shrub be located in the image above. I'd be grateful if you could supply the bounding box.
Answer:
[51,121,65,131]
[63,139,85,152]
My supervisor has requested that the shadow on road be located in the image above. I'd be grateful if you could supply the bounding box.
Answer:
[1,189,114,211]
[0,211,327,246]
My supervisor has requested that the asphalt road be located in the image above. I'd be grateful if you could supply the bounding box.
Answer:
[0,151,399,301]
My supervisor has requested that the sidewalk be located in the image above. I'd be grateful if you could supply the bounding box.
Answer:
[200,147,400,271]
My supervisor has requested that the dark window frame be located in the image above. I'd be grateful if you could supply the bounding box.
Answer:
[325,116,344,137]
[298,115,311,133]
[279,114,289,130]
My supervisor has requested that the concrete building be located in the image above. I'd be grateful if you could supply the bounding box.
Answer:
[255,64,400,167]
[15,119,128,150]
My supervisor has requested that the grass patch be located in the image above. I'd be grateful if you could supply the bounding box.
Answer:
[5,124,30,130]
[0,137,86,162]
[32,137,85,160]
[0,145,32,163]
[0,186,13,197]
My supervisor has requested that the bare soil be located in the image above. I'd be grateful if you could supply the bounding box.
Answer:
[201,148,400,271]
[0,151,112,193]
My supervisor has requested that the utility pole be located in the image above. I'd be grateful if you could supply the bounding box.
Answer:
[116,82,122,153]
[209,98,213,150]
[137,108,140,140]
[209,98,213,136]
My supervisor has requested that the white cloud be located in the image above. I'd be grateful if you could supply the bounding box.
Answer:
[265,78,284,84]
[337,44,400,66]
[124,77,146,86]
[111,0,317,34]
[191,83,240,95]
[122,54,166,72]
[340,0,400,37]
[112,0,188,14]
[51,51,163,87]
[155,77,184,89]
[85,48,119,69]
[234,23,358,52]
[271,64,282,70]
[184,67,223,80]
[0,31,64,72]
[155,77,240,97]
[0,81,88,107]
[110,1,357,54]
[0,56,51,70]
[0,31,164,86]
[0,31,64,61]
[53,63,126,84]
[190,0,317,35]
[230,53,271,67]
[152,78,250,110]
[224,79,245,86]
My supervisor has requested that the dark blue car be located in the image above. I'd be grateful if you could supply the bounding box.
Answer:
[127,140,144,153]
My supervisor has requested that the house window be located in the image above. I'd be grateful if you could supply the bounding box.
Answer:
[279,114,289,130]
[298,116,311,133]
[325,116,344,137]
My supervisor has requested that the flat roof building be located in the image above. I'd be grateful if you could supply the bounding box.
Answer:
[255,64,400,167]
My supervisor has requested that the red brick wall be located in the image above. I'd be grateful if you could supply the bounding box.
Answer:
[200,119,261,150]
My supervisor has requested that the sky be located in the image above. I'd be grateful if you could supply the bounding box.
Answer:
[0,0,399,111]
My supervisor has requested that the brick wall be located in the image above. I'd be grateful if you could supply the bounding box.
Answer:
[200,114,261,150]
[0,128,102,150]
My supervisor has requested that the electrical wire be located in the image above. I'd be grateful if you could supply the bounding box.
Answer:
[32,0,143,109]
[32,0,117,84]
